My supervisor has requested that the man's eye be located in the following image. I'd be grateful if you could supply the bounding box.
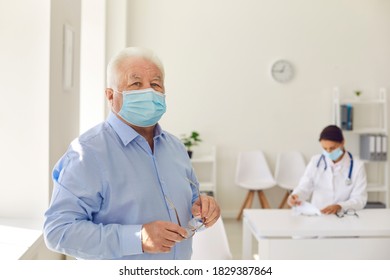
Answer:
[151,83,162,88]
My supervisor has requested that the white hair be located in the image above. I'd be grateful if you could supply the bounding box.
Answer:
[106,47,165,89]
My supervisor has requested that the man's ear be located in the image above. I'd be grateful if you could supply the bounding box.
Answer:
[105,88,114,105]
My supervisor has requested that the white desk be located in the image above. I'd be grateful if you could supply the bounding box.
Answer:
[242,209,390,260]
[0,223,42,260]
[0,218,62,260]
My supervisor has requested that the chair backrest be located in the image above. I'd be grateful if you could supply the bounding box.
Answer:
[235,150,275,185]
[191,217,232,260]
[274,151,306,190]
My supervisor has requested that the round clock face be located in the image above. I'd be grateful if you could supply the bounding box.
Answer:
[271,60,294,83]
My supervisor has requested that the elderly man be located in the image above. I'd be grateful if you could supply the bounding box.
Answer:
[44,47,220,260]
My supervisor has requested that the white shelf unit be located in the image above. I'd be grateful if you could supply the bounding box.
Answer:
[191,146,217,198]
[333,87,389,207]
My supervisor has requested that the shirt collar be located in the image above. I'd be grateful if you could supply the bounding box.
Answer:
[106,111,165,146]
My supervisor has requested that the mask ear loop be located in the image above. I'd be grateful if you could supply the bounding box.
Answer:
[110,90,124,117]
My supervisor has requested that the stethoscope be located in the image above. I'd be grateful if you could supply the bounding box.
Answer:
[316,151,353,185]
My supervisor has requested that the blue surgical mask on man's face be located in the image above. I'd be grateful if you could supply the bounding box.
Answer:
[115,88,166,127]
[323,147,344,161]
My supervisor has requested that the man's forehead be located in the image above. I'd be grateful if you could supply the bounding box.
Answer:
[125,72,162,81]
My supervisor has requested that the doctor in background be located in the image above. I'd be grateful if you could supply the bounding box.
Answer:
[288,125,367,214]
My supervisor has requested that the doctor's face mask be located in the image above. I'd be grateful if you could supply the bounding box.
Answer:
[323,147,343,161]
[320,139,344,161]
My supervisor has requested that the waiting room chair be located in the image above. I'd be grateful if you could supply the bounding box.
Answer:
[274,151,306,208]
[191,217,232,260]
[235,150,276,220]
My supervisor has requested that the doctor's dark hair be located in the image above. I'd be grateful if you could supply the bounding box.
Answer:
[319,125,344,143]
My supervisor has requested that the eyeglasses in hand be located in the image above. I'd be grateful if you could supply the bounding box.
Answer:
[164,178,206,239]
[336,208,359,218]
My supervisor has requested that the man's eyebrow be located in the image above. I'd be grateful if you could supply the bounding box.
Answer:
[152,75,162,81]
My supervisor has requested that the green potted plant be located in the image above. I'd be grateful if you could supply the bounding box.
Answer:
[354,90,362,98]
[181,131,202,158]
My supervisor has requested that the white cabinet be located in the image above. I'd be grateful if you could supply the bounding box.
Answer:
[333,87,388,207]
[191,146,217,198]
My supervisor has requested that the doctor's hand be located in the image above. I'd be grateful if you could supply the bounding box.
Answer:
[141,221,187,253]
[287,194,302,207]
[321,204,342,215]
[192,195,220,228]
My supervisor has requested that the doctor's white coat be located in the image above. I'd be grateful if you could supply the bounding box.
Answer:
[292,151,368,211]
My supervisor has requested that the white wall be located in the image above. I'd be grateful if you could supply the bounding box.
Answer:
[80,0,107,133]
[0,0,81,220]
[80,0,129,130]
[126,0,390,216]
[49,0,81,197]
[0,0,50,218]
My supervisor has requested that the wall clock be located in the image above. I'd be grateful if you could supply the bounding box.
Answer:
[271,59,294,83]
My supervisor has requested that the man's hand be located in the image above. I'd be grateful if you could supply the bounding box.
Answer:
[191,195,220,227]
[141,221,187,253]
[321,204,341,215]
[287,194,301,207]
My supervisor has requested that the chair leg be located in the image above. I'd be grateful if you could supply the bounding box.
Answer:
[246,191,255,209]
[237,191,255,220]
[278,191,290,209]
[257,190,270,209]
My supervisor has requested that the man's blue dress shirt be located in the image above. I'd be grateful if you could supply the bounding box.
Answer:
[44,112,198,259]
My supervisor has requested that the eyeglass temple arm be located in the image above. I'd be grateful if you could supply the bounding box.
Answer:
[186,177,205,222]
[164,195,182,227]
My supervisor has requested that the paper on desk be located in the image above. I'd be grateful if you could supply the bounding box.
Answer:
[292,201,322,216]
